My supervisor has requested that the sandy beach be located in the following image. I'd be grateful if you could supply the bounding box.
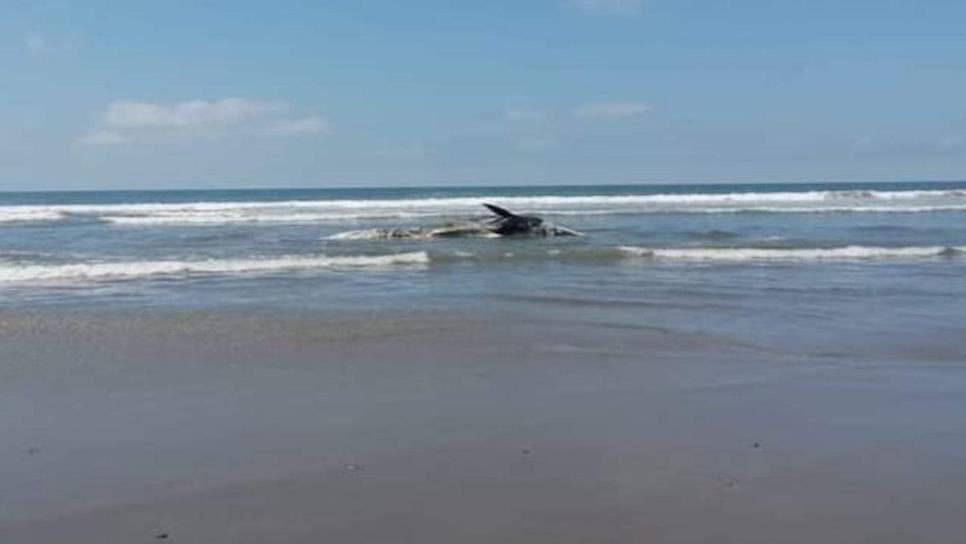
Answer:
[2,307,965,543]
[6,0,966,539]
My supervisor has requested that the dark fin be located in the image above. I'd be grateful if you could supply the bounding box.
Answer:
[483,203,516,218]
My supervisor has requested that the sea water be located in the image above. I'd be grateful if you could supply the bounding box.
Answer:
[2,181,965,358]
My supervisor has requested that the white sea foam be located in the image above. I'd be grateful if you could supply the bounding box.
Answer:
[0,252,430,283]
[100,210,441,225]
[2,188,966,225]
[618,245,965,262]
[90,203,966,223]
[327,226,501,240]
[677,205,966,214]
[0,209,66,223]
[327,228,392,240]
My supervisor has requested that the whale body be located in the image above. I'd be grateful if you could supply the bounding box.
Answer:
[329,204,581,240]
[481,204,580,237]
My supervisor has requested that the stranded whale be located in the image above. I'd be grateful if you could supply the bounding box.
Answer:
[330,203,581,240]
[481,203,580,237]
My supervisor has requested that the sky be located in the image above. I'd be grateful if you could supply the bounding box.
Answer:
[1,0,965,190]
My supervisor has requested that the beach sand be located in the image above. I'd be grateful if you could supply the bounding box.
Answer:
[2,308,965,543]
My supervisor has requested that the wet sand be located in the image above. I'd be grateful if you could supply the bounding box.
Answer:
[2,308,966,543]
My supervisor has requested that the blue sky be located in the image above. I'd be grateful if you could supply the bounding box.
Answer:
[2,0,965,190]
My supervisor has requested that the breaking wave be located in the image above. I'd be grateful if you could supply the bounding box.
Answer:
[618,245,965,262]
[3,188,966,225]
[2,244,963,287]
[0,252,430,284]
[0,209,67,224]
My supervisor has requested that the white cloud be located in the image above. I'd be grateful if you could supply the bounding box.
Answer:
[103,98,285,129]
[78,130,125,145]
[25,32,84,56]
[575,101,651,118]
[80,98,328,144]
[569,0,644,16]
[264,116,332,136]
[25,33,47,54]
[503,107,549,122]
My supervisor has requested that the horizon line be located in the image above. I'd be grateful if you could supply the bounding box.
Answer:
[2,178,965,195]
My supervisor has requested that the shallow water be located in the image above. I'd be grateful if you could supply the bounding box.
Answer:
[2,182,966,358]
[4,183,966,542]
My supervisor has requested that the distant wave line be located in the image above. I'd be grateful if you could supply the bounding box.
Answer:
[3,188,966,224]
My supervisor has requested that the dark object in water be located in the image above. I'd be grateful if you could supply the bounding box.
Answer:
[330,204,580,240]
[482,203,580,237]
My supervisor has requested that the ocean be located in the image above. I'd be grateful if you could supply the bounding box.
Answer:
[1,181,965,354]
[4,182,966,540]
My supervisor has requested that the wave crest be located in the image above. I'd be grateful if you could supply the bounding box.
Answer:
[0,252,430,284]
[618,245,965,262]
[0,209,66,223]
[3,188,966,225]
